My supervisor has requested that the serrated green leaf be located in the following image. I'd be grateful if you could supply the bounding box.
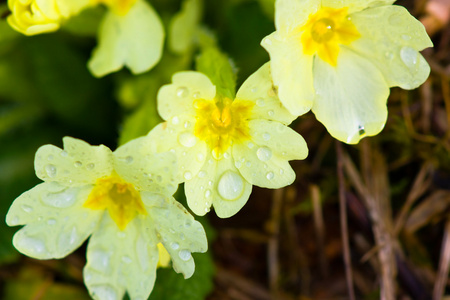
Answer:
[196,46,236,99]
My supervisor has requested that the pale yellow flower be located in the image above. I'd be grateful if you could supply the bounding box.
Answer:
[7,0,90,35]
[6,137,207,300]
[147,63,308,218]
[261,0,433,144]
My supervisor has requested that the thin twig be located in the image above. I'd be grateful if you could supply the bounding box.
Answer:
[433,218,450,300]
[336,141,356,300]
[268,188,283,296]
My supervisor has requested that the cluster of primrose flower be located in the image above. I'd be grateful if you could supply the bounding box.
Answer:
[5,0,432,299]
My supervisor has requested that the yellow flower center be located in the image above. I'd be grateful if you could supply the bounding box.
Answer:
[92,0,136,15]
[194,97,254,159]
[84,172,147,230]
[300,7,360,66]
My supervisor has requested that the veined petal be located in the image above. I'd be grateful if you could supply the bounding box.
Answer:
[274,0,319,35]
[6,182,101,259]
[88,0,164,77]
[145,194,207,278]
[84,215,159,300]
[350,5,432,89]
[236,62,296,125]
[146,120,207,184]
[261,32,315,116]
[185,152,252,218]
[232,120,305,188]
[312,48,389,144]
[113,136,178,195]
[321,0,395,13]
[35,137,113,187]
[157,71,216,121]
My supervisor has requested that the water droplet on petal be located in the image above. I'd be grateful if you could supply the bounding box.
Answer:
[266,172,274,180]
[385,51,394,60]
[47,154,54,161]
[279,169,284,175]
[247,142,254,149]
[179,249,192,261]
[60,151,68,157]
[205,190,211,198]
[125,156,133,164]
[401,34,411,41]
[193,92,201,99]
[184,171,192,180]
[47,218,56,225]
[268,110,274,117]
[176,87,189,98]
[178,132,197,148]
[16,236,46,255]
[256,98,265,107]
[121,256,132,264]
[171,242,180,250]
[212,148,222,160]
[245,161,252,167]
[87,163,95,170]
[400,46,418,68]
[257,147,272,161]
[45,164,57,178]
[217,171,245,201]
[74,161,82,167]
[184,121,191,129]
[263,37,272,45]
[208,180,213,186]
[198,171,206,178]
[262,133,271,141]
[21,205,33,213]
[196,153,205,162]
[224,152,230,159]
[171,116,180,125]
[43,188,76,208]
[235,160,242,168]
[358,125,366,136]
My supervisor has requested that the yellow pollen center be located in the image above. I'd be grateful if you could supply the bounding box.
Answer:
[84,172,147,230]
[194,97,254,159]
[300,7,360,66]
[92,0,137,15]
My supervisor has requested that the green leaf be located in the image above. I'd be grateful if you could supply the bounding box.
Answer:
[117,75,162,145]
[196,45,236,99]
[148,251,215,300]
[62,6,105,37]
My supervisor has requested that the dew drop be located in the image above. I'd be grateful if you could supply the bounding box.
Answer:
[217,171,245,201]
[263,37,272,45]
[21,205,33,213]
[47,218,56,225]
[43,188,76,208]
[400,46,418,68]
[268,110,274,117]
[198,171,207,178]
[47,154,54,161]
[235,160,242,169]
[87,163,95,170]
[358,125,366,136]
[171,116,180,125]
[184,121,191,129]
[10,216,19,225]
[179,249,192,261]
[247,142,254,149]
[257,147,272,161]
[224,152,230,159]
[208,180,213,186]
[125,156,133,164]
[245,161,252,167]
[401,34,411,41]
[384,51,394,60]
[60,151,68,157]
[121,256,132,264]
[262,133,271,141]
[74,161,82,167]
[184,171,193,180]
[178,132,197,148]
[251,88,258,93]
[197,153,205,162]
[45,164,57,178]
[16,237,46,255]
[205,189,211,198]
[212,148,222,160]
[171,242,180,250]
[193,92,201,99]
[266,172,275,180]
[176,87,189,98]
[256,98,265,107]
[279,169,284,175]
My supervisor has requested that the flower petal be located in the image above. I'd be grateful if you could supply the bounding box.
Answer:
[34,137,113,186]
[113,136,178,194]
[312,48,390,144]
[261,32,315,116]
[168,0,202,54]
[84,215,159,300]
[232,120,306,188]
[236,62,296,125]
[145,194,207,278]
[321,0,395,13]
[157,71,216,121]
[350,5,432,89]
[6,182,101,259]
[146,120,207,184]
[274,0,319,34]
[88,0,164,77]
[185,151,252,218]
